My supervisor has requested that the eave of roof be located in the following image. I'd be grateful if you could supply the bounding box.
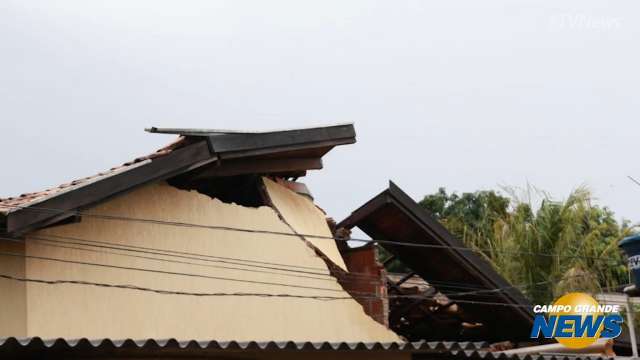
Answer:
[338,181,535,342]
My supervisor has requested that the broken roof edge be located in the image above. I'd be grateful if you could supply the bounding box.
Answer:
[337,180,535,340]
[339,180,531,303]
[385,180,534,306]
[340,180,536,304]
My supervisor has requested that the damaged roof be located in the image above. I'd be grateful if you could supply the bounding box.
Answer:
[338,181,535,342]
[0,124,355,235]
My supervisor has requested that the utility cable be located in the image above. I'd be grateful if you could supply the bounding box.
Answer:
[19,234,602,295]
[0,271,538,307]
[0,203,626,261]
[0,250,347,293]
[2,233,538,291]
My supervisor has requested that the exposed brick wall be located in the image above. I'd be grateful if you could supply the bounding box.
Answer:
[339,245,389,327]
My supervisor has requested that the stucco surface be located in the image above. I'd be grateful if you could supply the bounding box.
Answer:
[17,181,398,341]
[0,240,26,337]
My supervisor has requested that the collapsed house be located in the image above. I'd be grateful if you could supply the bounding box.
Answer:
[0,124,610,359]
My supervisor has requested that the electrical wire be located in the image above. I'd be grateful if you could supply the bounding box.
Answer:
[1,236,532,297]
[17,233,602,295]
[0,203,626,261]
[0,204,630,301]
[23,233,516,291]
[22,238,338,283]
[0,231,629,305]
[0,273,350,301]
[23,232,630,292]
[1,270,631,308]
[0,229,627,300]
[0,271,537,307]
[0,248,521,303]
[0,250,347,293]
[0,239,618,305]
[32,233,327,271]
[27,236,334,277]
[6,269,627,309]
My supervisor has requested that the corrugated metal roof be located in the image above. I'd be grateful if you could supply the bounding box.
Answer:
[0,337,483,351]
[0,338,610,359]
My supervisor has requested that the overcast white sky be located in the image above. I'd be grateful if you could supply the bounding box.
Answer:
[1,1,638,223]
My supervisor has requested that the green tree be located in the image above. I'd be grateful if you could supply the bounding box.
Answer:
[419,187,634,304]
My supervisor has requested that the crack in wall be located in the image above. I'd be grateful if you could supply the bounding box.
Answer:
[259,177,392,330]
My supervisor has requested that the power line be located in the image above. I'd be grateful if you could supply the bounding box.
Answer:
[0,231,628,305]
[1,270,629,308]
[0,203,626,261]
[0,271,537,307]
[24,238,337,283]
[23,233,618,295]
[3,242,497,299]
[0,273,351,301]
[35,233,341,273]
[19,234,407,286]
[0,225,628,296]
[23,230,628,291]
[0,235,502,295]
[0,229,495,289]
[0,204,629,299]
[25,237,461,291]
[27,236,335,278]
[628,175,640,188]
[28,234,443,286]
[0,237,619,304]
[24,234,520,291]
[444,272,620,298]
[6,236,529,296]
[34,233,326,272]
[0,238,554,303]
[0,250,347,293]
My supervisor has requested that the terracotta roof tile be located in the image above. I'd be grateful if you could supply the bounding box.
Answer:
[0,136,187,215]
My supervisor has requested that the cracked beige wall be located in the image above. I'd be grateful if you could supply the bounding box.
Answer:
[263,177,348,271]
[20,181,399,342]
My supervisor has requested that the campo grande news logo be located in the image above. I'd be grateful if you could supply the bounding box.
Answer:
[530,292,624,348]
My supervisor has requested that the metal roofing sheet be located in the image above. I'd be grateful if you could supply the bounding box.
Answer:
[145,122,354,136]
[0,338,609,360]
[0,337,484,351]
